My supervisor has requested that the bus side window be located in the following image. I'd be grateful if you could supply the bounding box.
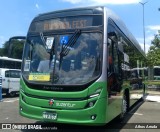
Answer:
[113,43,119,74]
[108,37,119,76]
[5,71,10,78]
[107,38,113,74]
[107,33,122,92]
[107,38,118,91]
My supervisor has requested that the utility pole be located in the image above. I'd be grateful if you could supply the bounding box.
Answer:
[139,1,148,54]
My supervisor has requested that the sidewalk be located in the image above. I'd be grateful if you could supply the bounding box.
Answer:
[145,95,160,102]
[145,89,160,102]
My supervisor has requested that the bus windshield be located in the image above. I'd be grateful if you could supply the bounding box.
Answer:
[22,32,102,85]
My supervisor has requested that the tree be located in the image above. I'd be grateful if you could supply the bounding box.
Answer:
[147,31,160,66]
[0,39,25,59]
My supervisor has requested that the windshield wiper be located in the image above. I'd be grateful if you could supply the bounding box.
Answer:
[40,32,58,83]
[40,32,46,47]
[59,29,81,69]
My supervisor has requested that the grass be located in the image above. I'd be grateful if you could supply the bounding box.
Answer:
[145,80,160,85]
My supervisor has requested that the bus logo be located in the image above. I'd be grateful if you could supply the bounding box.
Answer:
[48,99,54,106]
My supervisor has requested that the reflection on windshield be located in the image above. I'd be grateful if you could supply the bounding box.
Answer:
[22,32,102,85]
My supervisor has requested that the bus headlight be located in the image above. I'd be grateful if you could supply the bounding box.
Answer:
[85,100,96,108]
[88,101,95,107]
[89,93,100,98]
[20,106,23,111]
[89,88,102,98]
[91,115,97,120]
[85,88,102,108]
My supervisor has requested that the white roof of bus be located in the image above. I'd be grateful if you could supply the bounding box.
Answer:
[0,68,21,71]
[0,56,22,62]
[32,6,145,57]
[154,66,160,68]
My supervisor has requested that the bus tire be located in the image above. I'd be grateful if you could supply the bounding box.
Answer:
[119,94,128,120]
[9,92,16,97]
[6,90,10,97]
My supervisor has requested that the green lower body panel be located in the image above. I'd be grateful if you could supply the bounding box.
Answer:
[19,93,107,125]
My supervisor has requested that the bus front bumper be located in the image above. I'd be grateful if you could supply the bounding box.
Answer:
[19,94,106,125]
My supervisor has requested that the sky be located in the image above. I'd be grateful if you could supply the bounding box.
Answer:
[0,0,160,53]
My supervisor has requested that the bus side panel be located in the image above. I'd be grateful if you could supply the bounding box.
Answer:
[106,86,123,123]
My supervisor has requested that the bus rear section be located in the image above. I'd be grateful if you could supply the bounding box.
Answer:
[0,68,21,97]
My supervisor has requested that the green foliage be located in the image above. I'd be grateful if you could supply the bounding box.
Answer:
[0,39,24,59]
[146,80,160,85]
[147,32,160,66]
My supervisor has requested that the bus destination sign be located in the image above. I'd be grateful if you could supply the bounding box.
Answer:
[44,19,88,30]
[30,16,94,32]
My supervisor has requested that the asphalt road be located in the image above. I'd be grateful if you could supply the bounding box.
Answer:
[0,91,160,132]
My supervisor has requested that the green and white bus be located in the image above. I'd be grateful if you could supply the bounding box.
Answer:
[16,6,146,125]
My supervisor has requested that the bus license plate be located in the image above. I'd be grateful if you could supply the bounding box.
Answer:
[43,112,57,120]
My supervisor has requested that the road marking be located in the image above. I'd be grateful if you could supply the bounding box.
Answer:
[3,98,19,103]
[133,113,143,116]
[129,112,143,116]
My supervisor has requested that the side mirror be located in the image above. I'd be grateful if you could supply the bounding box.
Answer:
[8,36,26,57]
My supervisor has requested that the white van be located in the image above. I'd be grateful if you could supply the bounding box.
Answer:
[0,68,21,97]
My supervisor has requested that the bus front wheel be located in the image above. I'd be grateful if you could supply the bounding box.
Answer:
[9,92,16,97]
[120,94,128,120]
